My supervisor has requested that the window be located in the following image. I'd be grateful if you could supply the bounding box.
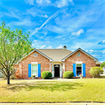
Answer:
[32,64,38,77]
[77,53,81,56]
[34,53,37,57]
[76,64,82,76]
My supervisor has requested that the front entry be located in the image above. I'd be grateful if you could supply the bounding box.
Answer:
[54,64,60,77]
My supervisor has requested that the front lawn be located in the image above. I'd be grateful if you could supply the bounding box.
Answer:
[0,79,105,102]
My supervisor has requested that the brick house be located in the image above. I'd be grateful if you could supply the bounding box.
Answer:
[14,46,99,79]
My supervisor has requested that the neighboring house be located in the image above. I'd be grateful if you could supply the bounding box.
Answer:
[100,66,105,76]
[14,46,99,79]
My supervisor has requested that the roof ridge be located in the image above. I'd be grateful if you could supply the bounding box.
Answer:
[38,49,72,51]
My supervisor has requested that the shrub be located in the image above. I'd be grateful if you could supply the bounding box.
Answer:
[41,71,52,79]
[89,67,103,78]
[63,71,74,78]
[100,62,105,68]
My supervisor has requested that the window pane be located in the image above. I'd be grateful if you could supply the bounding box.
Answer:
[32,70,38,76]
[77,64,81,67]
[32,64,38,77]
[32,64,37,70]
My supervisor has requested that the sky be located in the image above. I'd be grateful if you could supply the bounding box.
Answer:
[0,0,105,62]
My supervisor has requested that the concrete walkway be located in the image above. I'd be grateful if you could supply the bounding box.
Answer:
[0,103,105,105]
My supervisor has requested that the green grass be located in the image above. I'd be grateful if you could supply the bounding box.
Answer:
[0,79,105,102]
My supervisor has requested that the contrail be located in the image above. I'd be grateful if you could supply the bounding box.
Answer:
[30,10,60,36]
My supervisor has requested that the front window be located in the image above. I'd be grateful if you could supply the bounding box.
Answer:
[32,64,38,77]
[76,64,82,76]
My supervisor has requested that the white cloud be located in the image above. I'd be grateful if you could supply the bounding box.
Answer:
[48,25,64,34]
[90,50,93,52]
[36,0,51,4]
[98,40,105,45]
[55,0,74,8]
[1,9,21,19]
[30,10,60,36]
[31,40,38,48]
[71,29,84,36]
[42,14,48,18]
[25,7,48,18]
[102,40,105,43]
[102,50,105,54]
[32,43,35,47]
[33,40,37,43]
[40,45,46,49]
[56,45,63,49]
[101,61,104,63]
[25,0,34,5]
[86,50,88,52]
[7,18,34,26]
[46,46,53,49]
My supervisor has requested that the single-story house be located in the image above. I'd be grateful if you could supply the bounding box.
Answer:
[14,46,99,79]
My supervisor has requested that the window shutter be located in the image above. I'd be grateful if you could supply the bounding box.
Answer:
[28,64,31,77]
[83,63,86,77]
[73,63,76,77]
[38,64,41,77]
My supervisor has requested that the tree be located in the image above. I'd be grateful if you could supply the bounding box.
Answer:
[0,22,32,84]
[100,62,105,68]
[89,67,103,78]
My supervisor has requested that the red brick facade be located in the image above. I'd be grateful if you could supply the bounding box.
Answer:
[64,50,96,78]
[15,49,97,79]
[15,51,50,79]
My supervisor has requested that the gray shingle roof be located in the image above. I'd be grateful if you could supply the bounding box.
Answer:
[38,49,72,61]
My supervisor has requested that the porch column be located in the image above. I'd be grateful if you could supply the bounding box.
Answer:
[63,62,65,73]
[60,64,62,78]
[52,64,54,77]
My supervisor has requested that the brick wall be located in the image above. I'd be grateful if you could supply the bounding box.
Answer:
[64,50,96,78]
[15,51,50,79]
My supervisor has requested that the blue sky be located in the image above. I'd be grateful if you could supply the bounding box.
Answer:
[0,0,105,62]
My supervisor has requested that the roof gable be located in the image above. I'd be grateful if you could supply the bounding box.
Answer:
[38,49,72,61]
[17,49,53,64]
[62,48,98,61]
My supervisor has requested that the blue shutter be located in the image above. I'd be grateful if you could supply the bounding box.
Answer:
[38,64,41,77]
[83,63,86,77]
[28,64,31,77]
[73,63,76,77]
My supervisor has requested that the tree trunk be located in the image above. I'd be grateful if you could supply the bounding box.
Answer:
[7,76,10,84]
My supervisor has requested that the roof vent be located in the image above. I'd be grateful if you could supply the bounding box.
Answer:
[63,45,67,49]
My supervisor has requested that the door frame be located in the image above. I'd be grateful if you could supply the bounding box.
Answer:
[54,64,60,77]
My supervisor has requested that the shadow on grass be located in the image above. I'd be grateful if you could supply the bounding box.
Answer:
[2,81,83,92]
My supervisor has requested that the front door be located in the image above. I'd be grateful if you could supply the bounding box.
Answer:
[54,64,60,77]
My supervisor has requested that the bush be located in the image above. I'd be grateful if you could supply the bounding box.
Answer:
[89,67,103,78]
[41,71,52,79]
[63,71,74,78]
[100,62,105,68]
